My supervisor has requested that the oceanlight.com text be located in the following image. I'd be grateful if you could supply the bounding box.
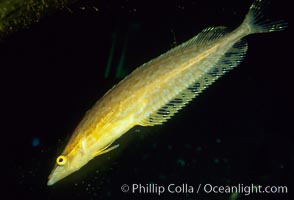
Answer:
[121,183,288,196]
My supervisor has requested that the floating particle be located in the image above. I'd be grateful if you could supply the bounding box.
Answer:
[177,159,186,167]
[213,158,220,164]
[31,137,40,147]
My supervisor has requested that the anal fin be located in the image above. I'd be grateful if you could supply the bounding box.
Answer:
[138,39,248,126]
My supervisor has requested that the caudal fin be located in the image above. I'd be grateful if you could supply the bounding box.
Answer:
[243,0,287,34]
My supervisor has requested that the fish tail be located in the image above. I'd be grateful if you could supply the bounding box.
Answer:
[242,0,287,34]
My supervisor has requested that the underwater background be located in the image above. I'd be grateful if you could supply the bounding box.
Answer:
[1,0,292,199]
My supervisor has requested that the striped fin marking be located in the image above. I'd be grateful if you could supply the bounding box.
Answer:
[138,38,248,126]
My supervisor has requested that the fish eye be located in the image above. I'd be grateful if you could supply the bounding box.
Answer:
[56,155,67,166]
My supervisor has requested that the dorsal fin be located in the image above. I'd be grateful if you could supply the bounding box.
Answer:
[138,39,248,126]
[189,26,228,45]
[165,26,228,55]
[142,27,229,67]
[171,26,228,48]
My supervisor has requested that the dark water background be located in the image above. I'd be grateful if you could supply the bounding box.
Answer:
[1,0,292,199]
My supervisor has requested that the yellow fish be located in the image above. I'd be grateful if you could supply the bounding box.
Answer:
[47,0,286,186]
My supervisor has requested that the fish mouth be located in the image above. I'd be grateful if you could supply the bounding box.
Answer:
[47,163,78,186]
[47,173,66,186]
[47,177,56,186]
[47,172,59,186]
[47,167,65,186]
